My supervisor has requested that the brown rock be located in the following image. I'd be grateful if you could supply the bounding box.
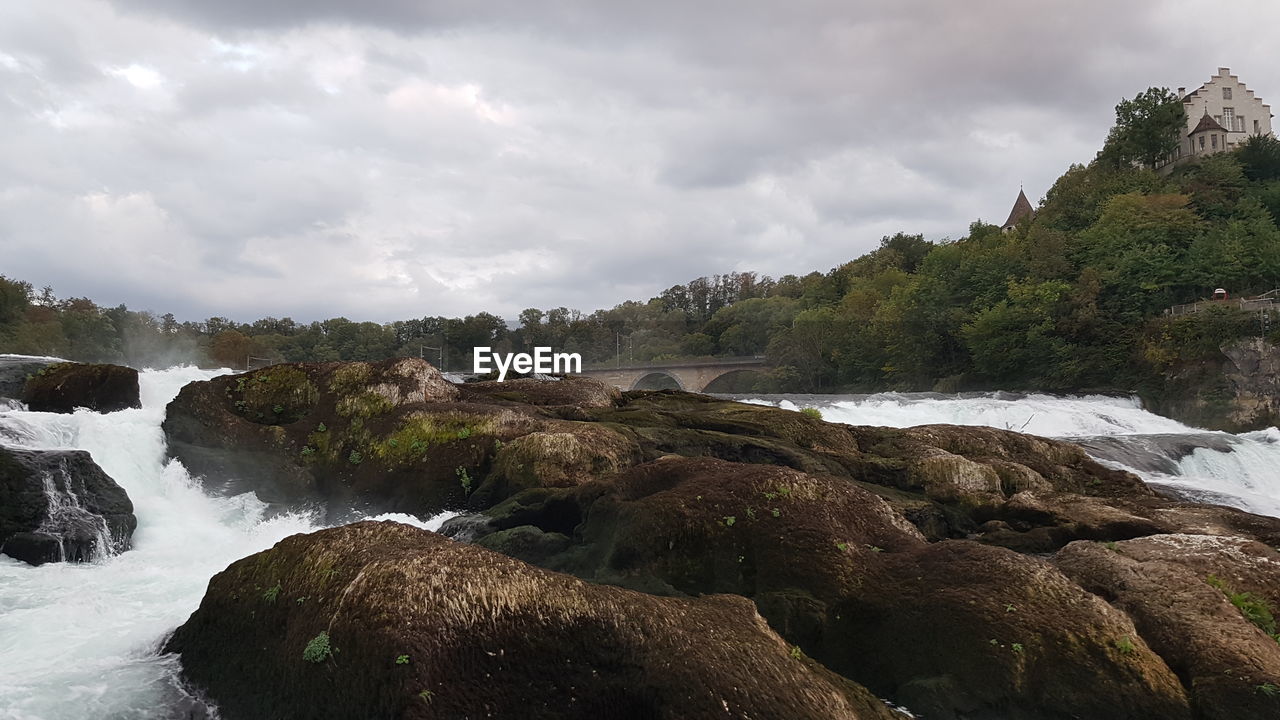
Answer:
[1055,534,1280,720]
[165,520,898,720]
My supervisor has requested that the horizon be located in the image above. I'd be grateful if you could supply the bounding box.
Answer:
[3,0,1279,324]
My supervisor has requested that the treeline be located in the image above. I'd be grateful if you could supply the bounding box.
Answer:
[6,90,1280,393]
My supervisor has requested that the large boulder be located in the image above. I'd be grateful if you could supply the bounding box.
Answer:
[21,362,141,413]
[0,446,136,565]
[163,358,528,518]
[1055,534,1280,720]
[165,521,899,720]
[0,356,60,401]
[450,457,1192,720]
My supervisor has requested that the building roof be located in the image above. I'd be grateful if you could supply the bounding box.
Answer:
[1002,189,1035,229]
[1189,111,1226,136]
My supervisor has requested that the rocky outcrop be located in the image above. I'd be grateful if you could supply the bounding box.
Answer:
[21,362,141,413]
[1143,337,1280,432]
[0,446,136,565]
[165,369,1280,717]
[165,521,899,720]
[1056,534,1280,720]
[0,356,60,401]
[448,457,1193,720]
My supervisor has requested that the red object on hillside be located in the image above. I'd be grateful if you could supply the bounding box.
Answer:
[1212,288,1229,301]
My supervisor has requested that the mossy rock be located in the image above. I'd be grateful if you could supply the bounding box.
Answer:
[22,362,140,413]
[228,365,319,425]
[166,521,899,720]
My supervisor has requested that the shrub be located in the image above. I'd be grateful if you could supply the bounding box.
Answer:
[303,632,333,663]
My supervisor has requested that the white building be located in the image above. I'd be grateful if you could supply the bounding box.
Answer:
[1162,67,1273,169]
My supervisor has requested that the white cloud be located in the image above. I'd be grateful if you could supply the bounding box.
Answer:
[1,0,1278,324]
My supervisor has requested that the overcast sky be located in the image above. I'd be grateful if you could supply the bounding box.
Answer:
[2,1,1277,323]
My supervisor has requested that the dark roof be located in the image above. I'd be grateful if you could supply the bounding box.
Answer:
[1002,189,1035,229]
[1189,112,1226,136]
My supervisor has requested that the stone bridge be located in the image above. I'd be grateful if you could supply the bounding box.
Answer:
[578,357,769,393]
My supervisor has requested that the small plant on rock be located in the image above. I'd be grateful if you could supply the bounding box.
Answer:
[303,632,333,663]
[262,582,281,603]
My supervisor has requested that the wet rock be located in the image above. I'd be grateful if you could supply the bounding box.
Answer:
[21,362,140,413]
[0,356,59,401]
[0,446,135,565]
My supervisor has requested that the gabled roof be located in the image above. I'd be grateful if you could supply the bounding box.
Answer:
[1189,112,1226,136]
[1002,189,1035,229]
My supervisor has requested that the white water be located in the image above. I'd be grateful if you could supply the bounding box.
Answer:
[741,392,1280,519]
[0,366,452,720]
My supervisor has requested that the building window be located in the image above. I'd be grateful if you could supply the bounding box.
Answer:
[1223,107,1235,131]
[1199,135,1206,150]
[1256,119,1262,134]
[1224,87,1233,100]
[1212,134,1219,150]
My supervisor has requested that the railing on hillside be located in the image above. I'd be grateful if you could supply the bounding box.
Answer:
[1166,290,1280,317]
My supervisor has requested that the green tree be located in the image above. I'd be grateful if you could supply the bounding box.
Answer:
[1237,133,1280,181]
[1100,87,1187,169]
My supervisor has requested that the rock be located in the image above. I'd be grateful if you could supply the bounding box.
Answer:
[461,375,622,409]
[162,358,538,517]
[1055,534,1280,720]
[165,521,898,720]
[0,356,60,401]
[471,422,641,505]
[21,362,140,413]
[830,540,1192,720]
[1142,337,1280,432]
[463,457,1192,720]
[0,447,136,565]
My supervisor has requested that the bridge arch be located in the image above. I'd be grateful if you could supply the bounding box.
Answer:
[701,368,766,393]
[575,357,768,393]
[630,371,683,391]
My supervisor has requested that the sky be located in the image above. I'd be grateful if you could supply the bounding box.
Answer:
[2,0,1278,324]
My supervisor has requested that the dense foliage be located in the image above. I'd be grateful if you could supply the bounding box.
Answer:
[6,96,1280,394]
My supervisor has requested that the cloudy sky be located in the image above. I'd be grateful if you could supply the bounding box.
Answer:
[2,1,1277,323]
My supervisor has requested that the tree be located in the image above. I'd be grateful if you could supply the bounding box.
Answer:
[0,275,32,327]
[1237,133,1280,181]
[210,330,253,369]
[1101,87,1187,170]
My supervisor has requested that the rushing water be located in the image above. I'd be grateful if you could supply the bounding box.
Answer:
[0,365,451,720]
[739,392,1280,518]
[2,367,1279,719]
